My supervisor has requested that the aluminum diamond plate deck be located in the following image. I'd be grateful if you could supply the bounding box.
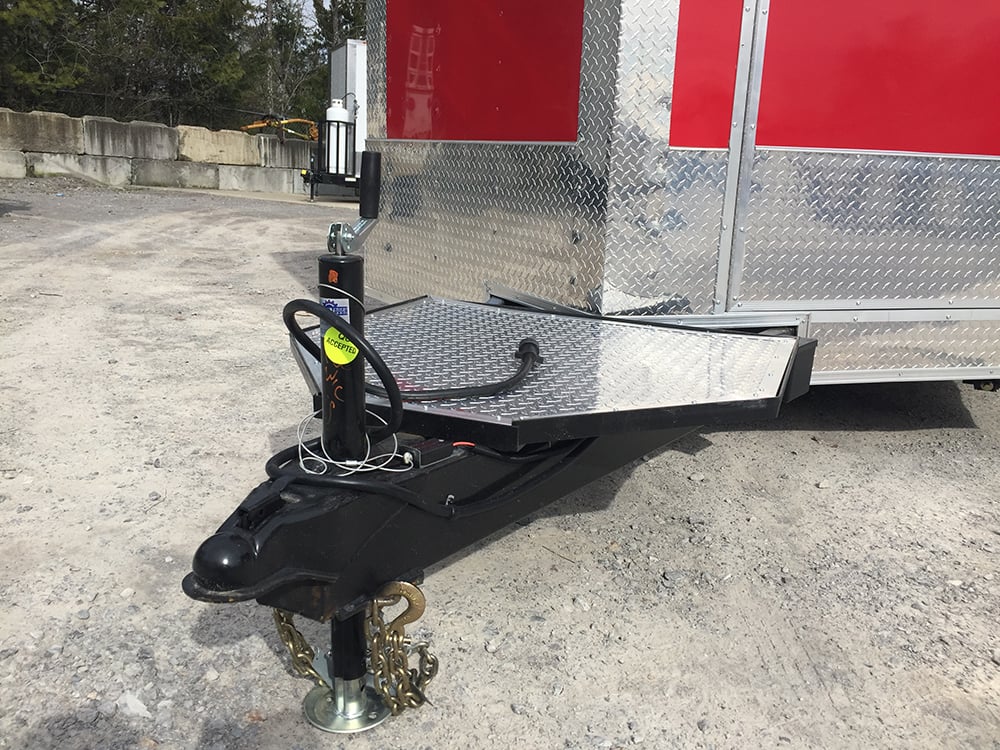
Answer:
[364,297,797,448]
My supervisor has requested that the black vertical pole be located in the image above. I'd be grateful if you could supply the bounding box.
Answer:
[318,254,366,460]
[330,612,368,681]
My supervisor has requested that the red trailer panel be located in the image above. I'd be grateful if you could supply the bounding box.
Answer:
[385,0,585,142]
[756,0,1000,156]
[670,0,744,149]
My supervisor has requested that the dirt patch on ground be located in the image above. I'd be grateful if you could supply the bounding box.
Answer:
[1,178,998,749]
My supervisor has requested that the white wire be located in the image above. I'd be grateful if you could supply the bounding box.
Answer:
[295,408,412,476]
[295,410,373,475]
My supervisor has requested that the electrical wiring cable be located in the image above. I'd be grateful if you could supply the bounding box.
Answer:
[452,440,587,463]
[283,298,403,442]
[264,440,452,517]
[365,337,542,402]
[295,409,413,476]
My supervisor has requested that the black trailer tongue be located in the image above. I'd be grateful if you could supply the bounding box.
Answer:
[182,153,816,733]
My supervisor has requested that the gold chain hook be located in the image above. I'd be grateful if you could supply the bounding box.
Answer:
[366,581,439,715]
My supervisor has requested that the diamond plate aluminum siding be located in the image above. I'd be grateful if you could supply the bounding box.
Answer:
[735,150,1000,305]
[365,0,618,309]
[367,0,387,141]
[365,0,724,314]
[809,320,1000,374]
[604,0,726,316]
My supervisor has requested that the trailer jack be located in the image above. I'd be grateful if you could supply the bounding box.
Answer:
[271,582,436,732]
[182,152,816,732]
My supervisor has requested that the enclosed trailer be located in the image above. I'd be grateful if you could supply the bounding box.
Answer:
[361,0,1000,385]
[187,6,835,728]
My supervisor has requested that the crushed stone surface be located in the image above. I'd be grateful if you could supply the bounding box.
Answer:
[1,178,999,749]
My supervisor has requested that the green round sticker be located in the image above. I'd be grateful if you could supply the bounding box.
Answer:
[323,327,359,365]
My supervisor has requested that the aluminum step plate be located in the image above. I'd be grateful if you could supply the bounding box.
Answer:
[363,298,798,448]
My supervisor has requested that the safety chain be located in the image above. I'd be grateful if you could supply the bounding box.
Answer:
[272,609,328,687]
[366,581,439,715]
[272,582,438,716]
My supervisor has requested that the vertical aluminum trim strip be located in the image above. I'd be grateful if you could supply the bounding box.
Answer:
[720,0,770,311]
[713,0,760,314]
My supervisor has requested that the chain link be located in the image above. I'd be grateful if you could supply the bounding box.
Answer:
[366,581,439,715]
[272,609,328,687]
[271,582,438,716]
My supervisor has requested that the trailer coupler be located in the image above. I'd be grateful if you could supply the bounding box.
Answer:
[182,426,693,731]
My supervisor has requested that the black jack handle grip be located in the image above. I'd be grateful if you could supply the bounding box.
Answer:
[359,151,381,220]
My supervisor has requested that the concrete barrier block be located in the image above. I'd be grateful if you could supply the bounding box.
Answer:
[0,150,27,178]
[0,109,84,154]
[218,165,303,193]
[83,117,178,160]
[25,152,131,186]
[177,125,258,165]
[258,136,314,169]
[132,159,219,189]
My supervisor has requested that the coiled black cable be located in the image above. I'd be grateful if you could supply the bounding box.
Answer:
[285,298,542,404]
[282,299,403,443]
[280,299,549,516]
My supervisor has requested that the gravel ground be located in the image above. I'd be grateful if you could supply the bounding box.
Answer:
[1,177,999,750]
